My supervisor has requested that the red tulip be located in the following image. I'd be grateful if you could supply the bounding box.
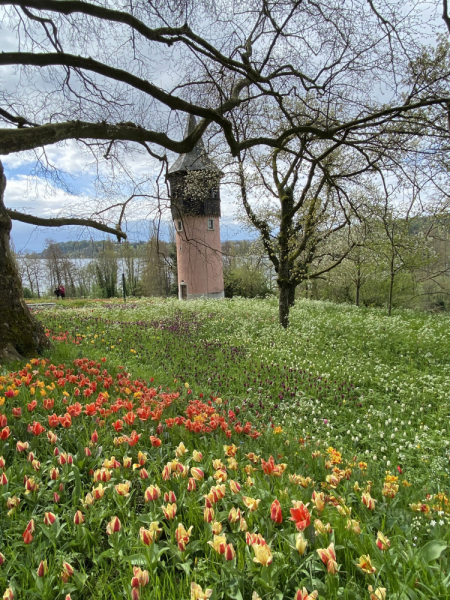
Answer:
[270,499,283,524]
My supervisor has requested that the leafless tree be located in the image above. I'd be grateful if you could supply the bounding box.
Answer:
[0,0,449,353]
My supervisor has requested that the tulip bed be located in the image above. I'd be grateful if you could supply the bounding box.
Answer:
[0,297,448,599]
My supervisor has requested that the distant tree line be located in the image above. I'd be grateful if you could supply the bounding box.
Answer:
[15,236,176,299]
[14,211,450,312]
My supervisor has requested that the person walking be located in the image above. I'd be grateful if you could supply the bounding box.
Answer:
[54,286,61,300]
[58,284,66,299]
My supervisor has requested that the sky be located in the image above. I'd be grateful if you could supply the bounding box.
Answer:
[0,0,444,253]
[2,140,251,253]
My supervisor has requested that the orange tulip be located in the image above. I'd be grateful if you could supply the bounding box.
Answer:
[290,501,311,530]
[187,477,197,492]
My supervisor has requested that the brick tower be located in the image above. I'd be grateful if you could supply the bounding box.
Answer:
[167,115,224,300]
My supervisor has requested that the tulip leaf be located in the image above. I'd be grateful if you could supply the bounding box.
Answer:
[126,553,147,566]
[227,587,243,600]
[417,540,447,564]
[71,465,83,505]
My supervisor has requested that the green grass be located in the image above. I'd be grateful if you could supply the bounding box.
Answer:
[37,297,450,487]
[0,297,447,600]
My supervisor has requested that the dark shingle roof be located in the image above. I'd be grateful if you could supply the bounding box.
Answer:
[168,115,220,174]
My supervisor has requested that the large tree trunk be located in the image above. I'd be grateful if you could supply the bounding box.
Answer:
[388,258,395,317]
[0,161,50,360]
[278,281,296,329]
[355,265,361,307]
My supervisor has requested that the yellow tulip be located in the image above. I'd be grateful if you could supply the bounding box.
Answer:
[252,544,273,566]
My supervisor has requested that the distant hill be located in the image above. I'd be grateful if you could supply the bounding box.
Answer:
[27,240,147,259]
[24,238,254,259]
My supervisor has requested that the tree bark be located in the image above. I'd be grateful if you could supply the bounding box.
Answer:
[388,257,395,317]
[355,265,361,307]
[279,282,296,329]
[0,162,50,360]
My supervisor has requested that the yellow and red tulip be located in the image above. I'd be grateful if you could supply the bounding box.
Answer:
[106,516,121,535]
[252,544,273,566]
[376,531,390,551]
[73,510,84,525]
[37,560,48,577]
[162,503,177,520]
[61,562,74,583]
[144,485,160,502]
[208,535,227,554]
[243,496,260,512]
[190,582,213,600]
[191,467,204,481]
[229,480,241,494]
[295,532,308,555]
[270,499,283,524]
[356,555,376,574]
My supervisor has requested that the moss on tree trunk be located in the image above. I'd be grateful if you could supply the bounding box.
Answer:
[0,161,50,360]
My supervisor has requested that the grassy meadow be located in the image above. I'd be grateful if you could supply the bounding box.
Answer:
[0,297,448,600]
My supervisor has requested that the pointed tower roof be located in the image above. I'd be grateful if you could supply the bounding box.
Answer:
[168,115,220,174]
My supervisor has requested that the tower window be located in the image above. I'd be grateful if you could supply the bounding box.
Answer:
[176,219,183,232]
[211,189,218,199]
[207,218,215,231]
